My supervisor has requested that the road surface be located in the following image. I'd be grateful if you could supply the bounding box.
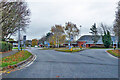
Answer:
[3,48,118,78]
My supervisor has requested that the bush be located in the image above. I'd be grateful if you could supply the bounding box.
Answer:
[0,41,13,52]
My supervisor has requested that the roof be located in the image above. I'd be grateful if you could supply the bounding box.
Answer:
[77,35,117,44]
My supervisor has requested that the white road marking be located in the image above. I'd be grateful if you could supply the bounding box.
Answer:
[18,54,37,70]
[25,54,37,68]
[0,54,37,75]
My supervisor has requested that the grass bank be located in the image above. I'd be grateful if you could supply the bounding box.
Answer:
[107,50,120,58]
[0,50,32,67]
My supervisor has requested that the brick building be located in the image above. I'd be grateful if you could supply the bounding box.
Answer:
[77,35,117,48]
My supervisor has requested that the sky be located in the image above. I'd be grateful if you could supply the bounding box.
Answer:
[13,0,119,40]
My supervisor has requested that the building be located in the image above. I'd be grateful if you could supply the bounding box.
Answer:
[7,41,18,47]
[63,43,78,47]
[77,35,117,48]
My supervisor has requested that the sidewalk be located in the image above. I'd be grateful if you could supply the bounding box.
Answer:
[0,49,18,58]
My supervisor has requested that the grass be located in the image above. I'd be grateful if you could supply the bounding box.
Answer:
[55,49,82,53]
[40,47,69,50]
[40,47,82,52]
[12,47,26,50]
[107,50,120,58]
[40,48,55,50]
[88,48,113,49]
[0,50,32,67]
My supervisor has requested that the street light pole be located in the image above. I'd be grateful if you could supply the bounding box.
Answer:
[18,27,20,51]
[79,25,82,37]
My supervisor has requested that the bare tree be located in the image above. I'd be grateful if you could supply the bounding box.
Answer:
[0,0,30,41]
[114,1,120,48]
[65,22,79,41]
[98,23,114,35]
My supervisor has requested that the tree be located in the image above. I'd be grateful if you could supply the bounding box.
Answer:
[26,40,32,47]
[46,32,53,42]
[49,33,66,47]
[38,32,53,46]
[98,23,114,35]
[114,1,120,48]
[65,22,79,41]
[89,23,100,44]
[51,25,65,47]
[102,30,112,48]
[38,36,46,46]
[0,0,30,41]
[32,39,38,47]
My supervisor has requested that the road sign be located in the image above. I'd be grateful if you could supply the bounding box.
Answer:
[21,41,23,45]
[23,35,26,51]
[23,35,26,42]
[70,35,73,41]
[44,41,47,45]
[48,43,50,46]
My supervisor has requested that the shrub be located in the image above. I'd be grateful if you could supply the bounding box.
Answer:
[102,30,112,48]
[0,41,13,52]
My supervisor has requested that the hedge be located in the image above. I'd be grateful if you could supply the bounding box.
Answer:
[0,41,13,52]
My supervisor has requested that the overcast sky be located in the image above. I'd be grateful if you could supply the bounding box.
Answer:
[14,0,119,40]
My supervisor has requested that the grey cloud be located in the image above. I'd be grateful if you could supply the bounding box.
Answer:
[12,0,119,40]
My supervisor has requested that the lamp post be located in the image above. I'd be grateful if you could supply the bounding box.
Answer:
[79,25,82,38]
[18,27,20,51]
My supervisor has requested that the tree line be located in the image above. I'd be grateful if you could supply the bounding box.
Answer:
[89,1,120,48]
[38,22,80,47]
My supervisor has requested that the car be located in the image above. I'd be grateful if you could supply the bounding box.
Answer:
[34,45,38,48]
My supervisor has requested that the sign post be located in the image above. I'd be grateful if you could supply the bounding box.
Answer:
[69,35,73,50]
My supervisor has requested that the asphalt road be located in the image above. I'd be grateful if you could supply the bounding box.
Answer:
[3,48,118,78]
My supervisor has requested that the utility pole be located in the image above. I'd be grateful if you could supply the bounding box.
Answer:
[18,27,20,51]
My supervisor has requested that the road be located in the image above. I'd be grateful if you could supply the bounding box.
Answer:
[3,48,118,78]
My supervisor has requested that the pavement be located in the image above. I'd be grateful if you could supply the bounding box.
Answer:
[2,48,118,78]
[0,49,18,58]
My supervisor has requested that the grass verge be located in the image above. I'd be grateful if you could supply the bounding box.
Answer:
[55,49,82,53]
[88,48,113,49]
[40,48,69,50]
[0,50,32,67]
[107,50,120,58]
[12,47,26,49]
[40,48,55,50]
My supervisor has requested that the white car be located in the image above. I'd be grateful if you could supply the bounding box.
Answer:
[34,45,38,48]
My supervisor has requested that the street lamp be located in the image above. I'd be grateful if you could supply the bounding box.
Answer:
[18,27,20,51]
[79,25,82,38]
